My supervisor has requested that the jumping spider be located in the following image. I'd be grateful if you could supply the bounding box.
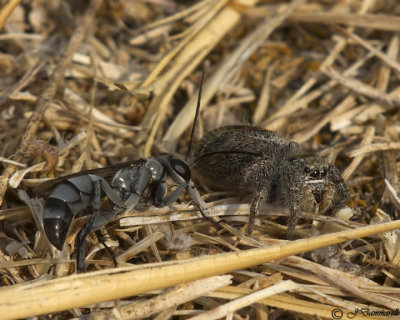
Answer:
[193,125,350,238]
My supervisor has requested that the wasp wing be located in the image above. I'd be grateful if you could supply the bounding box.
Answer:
[34,159,146,195]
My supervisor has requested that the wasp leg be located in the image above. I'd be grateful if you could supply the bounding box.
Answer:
[187,182,222,230]
[156,182,187,207]
[75,178,123,273]
[95,230,117,267]
[75,211,121,273]
[76,214,96,273]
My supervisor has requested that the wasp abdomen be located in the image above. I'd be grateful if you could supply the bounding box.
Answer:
[43,176,96,250]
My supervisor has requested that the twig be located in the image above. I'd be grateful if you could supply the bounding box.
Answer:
[189,281,299,320]
[322,65,400,107]
[347,142,400,157]
[288,12,400,32]
[89,276,232,320]
[342,126,375,181]
[252,62,276,125]
[0,0,21,31]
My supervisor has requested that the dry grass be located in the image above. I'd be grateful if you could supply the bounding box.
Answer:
[1,0,400,319]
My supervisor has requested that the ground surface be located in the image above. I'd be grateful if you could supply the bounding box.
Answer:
[0,0,400,319]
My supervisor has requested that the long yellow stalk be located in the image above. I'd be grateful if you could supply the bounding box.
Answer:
[0,219,399,319]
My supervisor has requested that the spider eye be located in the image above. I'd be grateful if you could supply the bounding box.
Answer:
[310,170,319,178]
[170,159,191,181]
[320,168,328,177]
[304,167,311,173]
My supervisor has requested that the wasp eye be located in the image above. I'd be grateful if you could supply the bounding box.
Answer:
[304,167,311,173]
[310,170,319,178]
[170,159,191,181]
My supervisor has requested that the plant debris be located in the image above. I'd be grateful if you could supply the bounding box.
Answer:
[1,0,400,318]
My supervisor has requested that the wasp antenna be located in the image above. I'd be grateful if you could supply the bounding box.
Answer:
[186,71,205,161]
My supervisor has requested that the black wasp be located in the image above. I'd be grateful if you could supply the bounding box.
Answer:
[41,74,209,273]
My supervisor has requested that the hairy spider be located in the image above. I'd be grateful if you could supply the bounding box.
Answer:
[193,125,350,238]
